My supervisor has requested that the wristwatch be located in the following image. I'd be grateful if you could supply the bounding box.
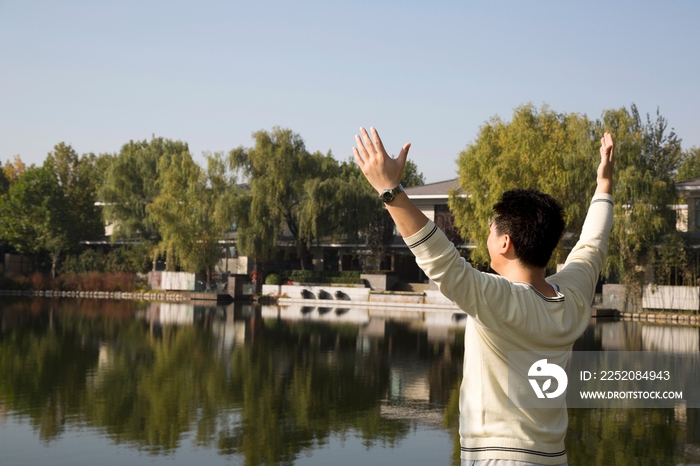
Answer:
[380,183,404,203]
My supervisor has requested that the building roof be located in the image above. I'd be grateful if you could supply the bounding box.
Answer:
[404,178,460,199]
[676,178,700,198]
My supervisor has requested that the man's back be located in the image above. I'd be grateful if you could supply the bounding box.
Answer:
[402,192,613,464]
[352,126,615,466]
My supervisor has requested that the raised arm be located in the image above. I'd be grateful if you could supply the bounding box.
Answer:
[550,132,615,302]
[596,132,614,195]
[353,127,429,238]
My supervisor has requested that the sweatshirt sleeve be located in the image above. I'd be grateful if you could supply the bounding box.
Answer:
[403,221,509,325]
[549,193,614,304]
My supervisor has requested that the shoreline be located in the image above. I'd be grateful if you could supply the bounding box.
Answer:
[2,289,700,327]
[0,289,186,301]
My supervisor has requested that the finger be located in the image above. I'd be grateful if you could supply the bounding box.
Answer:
[353,147,365,167]
[605,133,614,161]
[355,134,370,160]
[600,137,606,159]
[360,127,376,157]
[371,127,387,156]
[396,142,411,167]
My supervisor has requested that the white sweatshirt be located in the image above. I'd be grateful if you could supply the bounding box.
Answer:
[403,193,613,464]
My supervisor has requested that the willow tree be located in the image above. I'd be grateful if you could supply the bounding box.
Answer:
[99,138,190,265]
[449,104,597,267]
[451,103,685,309]
[602,105,684,306]
[230,127,377,270]
[147,151,238,281]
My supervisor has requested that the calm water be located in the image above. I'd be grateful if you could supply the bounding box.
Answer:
[1,298,699,466]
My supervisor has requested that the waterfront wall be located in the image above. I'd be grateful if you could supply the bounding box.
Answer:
[603,284,700,312]
[148,271,206,291]
[643,285,699,311]
[263,284,370,301]
[262,284,457,308]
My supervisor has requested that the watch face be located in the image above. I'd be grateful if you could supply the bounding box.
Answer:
[381,190,394,203]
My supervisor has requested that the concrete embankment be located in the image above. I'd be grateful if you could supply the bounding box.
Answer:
[3,286,700,327]
[618,310,700,325]
[262,283,460,311]
[265,284,700,325]
[0,289,186,301]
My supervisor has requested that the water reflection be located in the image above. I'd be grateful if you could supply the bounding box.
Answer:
[0,298,699,465]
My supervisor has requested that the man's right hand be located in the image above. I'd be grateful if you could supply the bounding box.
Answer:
[596,132,614,195]
[353,127,410,195]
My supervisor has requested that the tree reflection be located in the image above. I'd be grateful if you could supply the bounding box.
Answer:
[4,299,696,465]
[0,300,415,464]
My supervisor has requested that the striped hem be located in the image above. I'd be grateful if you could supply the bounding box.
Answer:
[407,224,438,250]
[461,446,566,458]
[591,198,613,206]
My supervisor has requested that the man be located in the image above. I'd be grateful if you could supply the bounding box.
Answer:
[353,127,614,466]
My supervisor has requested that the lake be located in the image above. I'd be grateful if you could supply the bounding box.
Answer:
[1,297,699,465]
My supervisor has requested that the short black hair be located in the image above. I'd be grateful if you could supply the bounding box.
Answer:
[492,189,565,269]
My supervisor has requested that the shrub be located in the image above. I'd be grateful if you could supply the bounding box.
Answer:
[0,273,27,290]
[265,273,282,285]
[286,270,364,284]
[29,271,47,290]
[62,249,104,274]
[328,277,365,285]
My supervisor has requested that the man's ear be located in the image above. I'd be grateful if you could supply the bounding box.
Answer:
[501,234,517,258]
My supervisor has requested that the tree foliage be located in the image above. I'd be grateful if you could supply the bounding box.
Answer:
[2,155,26,183]
[0,144,104,277]
[99,137,189,243]
[0,161,9,195]
[449,103,685,301]
[44,142,104,242]
[676,146,700,183]
[147,151,238,278]
[0,165,69,277]
[601,105,684,304]
[230,127,377,269]
[450,104,596,267]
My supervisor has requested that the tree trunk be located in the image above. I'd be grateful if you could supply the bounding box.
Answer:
[299,241,313,271]
[51,253,58,279]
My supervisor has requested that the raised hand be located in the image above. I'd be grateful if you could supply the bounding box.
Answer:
[353,127,410,194]
[596,132,614,195]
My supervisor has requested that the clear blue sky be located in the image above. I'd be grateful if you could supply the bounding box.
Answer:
[1,1,698,183]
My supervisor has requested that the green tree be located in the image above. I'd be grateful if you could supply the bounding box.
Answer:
[449,103,685,308]
[2,155,26,183]
[676,146,700,182]
[450,104,596,266]
[0,143,114,277]
[601,105,685,306]
[147,151,239,281]
[99,137,190,266]
[401,159,426,188]
[0,165,71,277]
[0,161,9,195]
[230,128,377,270]
[44,142,104,244]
